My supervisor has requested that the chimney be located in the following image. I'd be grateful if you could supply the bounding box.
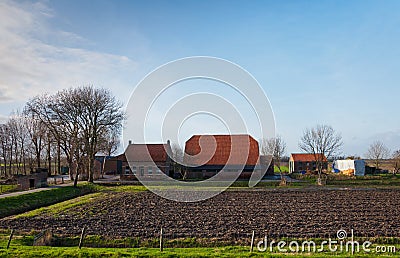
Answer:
[128,140,132,145]
[167,140,170,145]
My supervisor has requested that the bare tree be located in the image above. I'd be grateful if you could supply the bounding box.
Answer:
[98,129,120,178]
[11,114,30,175]
[3,114,30,175]
[393,150,400,174]
[365,141,390,170]
[25,87,125,185]
[299,124,343,184]
[73,86,125,183]
[261,135,287,182]
[25,93,82,186]
[0,114,33,176]
[23,113,46,170]
[0,124,10,177]
[171,143,185,179]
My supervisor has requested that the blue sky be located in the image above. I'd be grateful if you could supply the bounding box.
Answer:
[1,0,399,157]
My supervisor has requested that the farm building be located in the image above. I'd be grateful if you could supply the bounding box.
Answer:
[332,160,366,176]
[95,153,128,175]
[122,141,173,180]
[14,169,48,190]
[289,153,328,173]
[95,141,173,180]
[183,134,273,179]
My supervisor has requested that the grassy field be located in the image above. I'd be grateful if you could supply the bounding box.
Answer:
[0,185,18,194]
[286,173,400,187]
[1,246,395,257]
[228,173,400,189]
[0,231,398,257]
[14,185,146,219]
[0,184,99,218]
[274,165,289,173]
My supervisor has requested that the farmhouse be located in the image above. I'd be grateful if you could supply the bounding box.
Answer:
[122,141,173,180]
[96,141,173,180]
[183,134,273,179]
[289,153,327,173]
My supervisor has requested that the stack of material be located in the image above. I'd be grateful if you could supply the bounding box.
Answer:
[341,169,355,176]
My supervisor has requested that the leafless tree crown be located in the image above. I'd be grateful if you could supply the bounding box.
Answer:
[299,124,343,177]
[261,135,286,172]
[0,85,126,185]
[366,141,390,169]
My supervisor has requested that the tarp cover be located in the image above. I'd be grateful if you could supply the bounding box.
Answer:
[333,160,365,176]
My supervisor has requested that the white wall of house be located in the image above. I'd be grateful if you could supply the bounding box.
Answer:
[126,161,164,176]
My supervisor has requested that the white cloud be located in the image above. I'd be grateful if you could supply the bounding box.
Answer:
[0,114,9,124]
[0,0,137,104]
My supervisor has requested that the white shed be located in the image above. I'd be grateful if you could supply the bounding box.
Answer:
[332,160,365,176]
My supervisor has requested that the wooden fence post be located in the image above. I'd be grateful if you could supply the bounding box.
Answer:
[351,229,354,256]
[7,229,14,249]
[78,227,86,249]
[250,230,255,253]
[159,227,163,252]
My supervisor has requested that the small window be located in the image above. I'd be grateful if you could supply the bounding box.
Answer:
[156,167,162,174]
[125,166,130,174]
[139,166,144,176]
[132,166,137,175]
[148,166,153,175]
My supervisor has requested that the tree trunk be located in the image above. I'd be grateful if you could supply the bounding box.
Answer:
[68,159,74,181]
[73,161,79,187]
[57,141,61,175]
[88,157,94,183]
[101,157,106,179]
[34,138,41,168]
[9,143,13,176]
[47,141,51,177]
[3,156,8,177]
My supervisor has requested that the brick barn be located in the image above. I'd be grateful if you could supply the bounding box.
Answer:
[289,153,328,173]
[183,134,273,179]
[95,153,129,176]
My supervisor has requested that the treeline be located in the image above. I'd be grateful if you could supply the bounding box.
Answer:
[0,86,124,186]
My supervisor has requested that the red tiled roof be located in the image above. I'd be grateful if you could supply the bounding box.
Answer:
[290,153,327,162]
[125,143,171,162]
[184,135,259,166]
